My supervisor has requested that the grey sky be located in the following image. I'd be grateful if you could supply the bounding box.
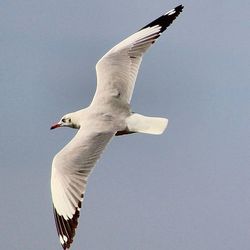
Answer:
[1,1,250,249]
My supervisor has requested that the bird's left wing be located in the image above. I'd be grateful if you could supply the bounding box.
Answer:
[92,5,183,105]
[51,128,114,249]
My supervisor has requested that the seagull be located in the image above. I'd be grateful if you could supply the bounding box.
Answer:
[50,5,184,249]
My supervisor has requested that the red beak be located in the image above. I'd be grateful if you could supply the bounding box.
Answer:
[50,123,61,130]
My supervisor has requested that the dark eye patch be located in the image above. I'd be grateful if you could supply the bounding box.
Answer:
[69,118,71,123]
[62,118,66,123]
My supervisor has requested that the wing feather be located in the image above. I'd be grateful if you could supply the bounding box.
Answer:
[51,129,114,249]
[92,5,183,105]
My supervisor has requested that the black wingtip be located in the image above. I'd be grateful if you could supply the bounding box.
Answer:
[175,4,184,12]
[140,5,184,32]
[54,206,80,249]
[53,198,83,250]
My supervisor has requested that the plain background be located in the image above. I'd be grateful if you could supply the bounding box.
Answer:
[1,1,250,249]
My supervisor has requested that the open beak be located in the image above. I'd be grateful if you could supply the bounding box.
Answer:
[50,123,61,130]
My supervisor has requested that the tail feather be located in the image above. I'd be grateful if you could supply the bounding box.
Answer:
[126,113,168,135]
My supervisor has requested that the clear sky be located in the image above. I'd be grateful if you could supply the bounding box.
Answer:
[1,1,250,249]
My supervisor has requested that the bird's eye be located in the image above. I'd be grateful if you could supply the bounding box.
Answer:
[69,118,71,123]
[62,118,66,123]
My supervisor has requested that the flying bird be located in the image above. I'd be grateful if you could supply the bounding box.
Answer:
[50,5,184,249]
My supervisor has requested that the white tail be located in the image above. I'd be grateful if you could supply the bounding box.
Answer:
[126,113,168,135]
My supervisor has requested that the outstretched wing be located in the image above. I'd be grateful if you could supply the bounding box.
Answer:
[92,5,183,105]
[51,129,114,249]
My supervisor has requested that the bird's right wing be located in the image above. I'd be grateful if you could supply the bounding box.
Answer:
[92,5,183,105]
[51,128,114,249]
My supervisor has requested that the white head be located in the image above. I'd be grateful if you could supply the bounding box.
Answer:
[50,113,80,130]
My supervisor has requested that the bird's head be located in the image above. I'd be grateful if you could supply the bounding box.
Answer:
[50,113,80,130]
